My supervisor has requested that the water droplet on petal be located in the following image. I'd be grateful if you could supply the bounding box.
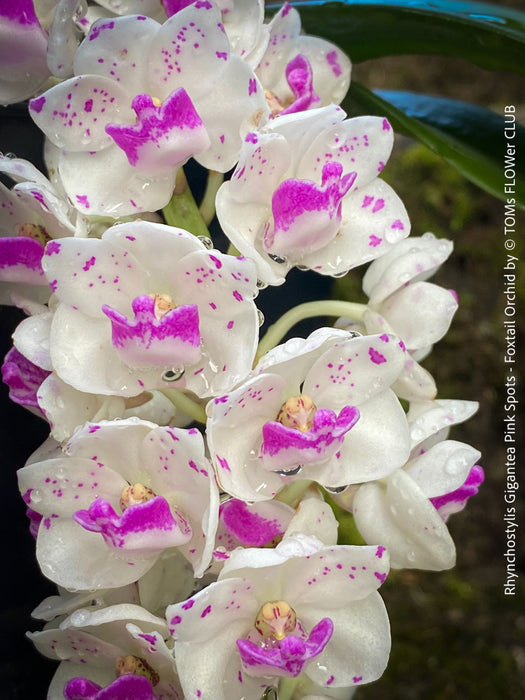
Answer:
[70,609,89,626]
[31,489,42,504]
[274,465,302,476]
[256,279,268,290]
[162,367,185,382]
[324,485,349,494]
[257,309,265,327]
[268,253,287,264]
[198,235,213,249]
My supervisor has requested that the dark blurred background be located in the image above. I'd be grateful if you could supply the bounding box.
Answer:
[1,2,524,697]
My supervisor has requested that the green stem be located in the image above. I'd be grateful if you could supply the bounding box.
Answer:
[277,677,299,700]
[199,170,224,225]
[160,388,208,424]
[162,168,212,240]
[256,300,367,361]
[274,479,313,507]
[226,241,241,257]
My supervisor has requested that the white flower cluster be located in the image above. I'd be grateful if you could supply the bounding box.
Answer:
[1,1,483,699]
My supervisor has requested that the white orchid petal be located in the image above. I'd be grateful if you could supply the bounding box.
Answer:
[404,440,481,498]
[378,281,458,351]
[36,516,158,589]
[12,310,53,370]
[304,592,390,688]
[304,333,406,408]
[74,14,160,95]
[354,470,456,570]
[58,145,177,217]
[29,75,134,151]
[364,233,453,303]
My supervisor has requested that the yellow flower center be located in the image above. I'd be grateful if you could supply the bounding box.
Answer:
[276,395,317,432]
[14,222,50,246]
[120,483,156,512]
[147,293,176,320]
[115,655,160,686]
[254,600,297,641]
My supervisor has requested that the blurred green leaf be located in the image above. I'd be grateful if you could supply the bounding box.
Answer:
[345,83,525,206]
[268,1,525,75]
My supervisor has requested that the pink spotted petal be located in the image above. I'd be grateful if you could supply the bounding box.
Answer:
[147,1,230,103]
[73,496,192,553]
[29,75,135,152]
[260,405,360,472]
[74,14,160,97]
[237,618,333,678]
[295,34,351,106]
[106,89,210,175]
[102,295,201,368]
[191,55,269,172]
[364,234,454,305]
[299,116,394,191]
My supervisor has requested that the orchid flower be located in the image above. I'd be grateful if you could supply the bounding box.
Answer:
[166,535,391,700]
[28,603,183,699]
[12,220,259,398]
[213,490,338,571]
[29,2,268,216]
[0,154,86,305]
[216,105,410,285]
[363,232,459,400]
[256,2,351,116]
[335,399,483,570]
[18,418,219,589]
[207,327,411,502]
[338,233,458,401]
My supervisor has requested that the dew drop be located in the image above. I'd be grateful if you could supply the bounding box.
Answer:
[256,279,268,289]
[198,235,213,249]
[268,253,287,264]
[257,309,265,327]
[31,489,42,504]
[162,367,185,382]
[325,485,348,494]
[70,609,89,626]
[274,465,303,476]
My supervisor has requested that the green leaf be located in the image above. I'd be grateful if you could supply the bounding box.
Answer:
[344,82,525,206]
[267,1,525,75]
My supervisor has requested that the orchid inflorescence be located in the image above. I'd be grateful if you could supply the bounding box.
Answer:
[1,1,483,699]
